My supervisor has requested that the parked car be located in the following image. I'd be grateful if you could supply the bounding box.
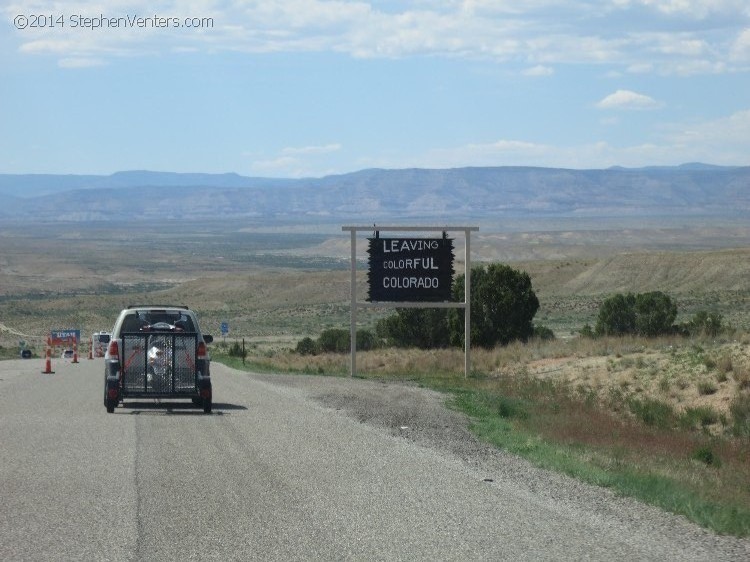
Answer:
[61,348,75,360]
[103,305,213,413]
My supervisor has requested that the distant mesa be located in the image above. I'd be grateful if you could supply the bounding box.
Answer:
[0,164,747,222]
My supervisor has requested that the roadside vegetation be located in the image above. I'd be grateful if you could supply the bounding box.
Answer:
[215,331,750,537]
[213,267,750,537]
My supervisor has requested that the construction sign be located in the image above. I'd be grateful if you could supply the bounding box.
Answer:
[50,329,80,346]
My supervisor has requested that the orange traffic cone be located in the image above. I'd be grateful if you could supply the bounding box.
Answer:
[88,343,93,360]
[72,341,79,364]
[42,340,54,374]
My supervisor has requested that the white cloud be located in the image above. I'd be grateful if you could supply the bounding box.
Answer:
[58,57,106,68]
[251,155,299,172]
[523,64,553,76]
[249,142,343,177]
[281,143,342,155]
[597,89,662,110]
[613,0,749,18]
[344,108,748,173]
[5,0,748,75]
[19,39,80,55]
[661,109,750,159]
[246,108,750,175]
[731,28,750,61]
[412,138,613,170]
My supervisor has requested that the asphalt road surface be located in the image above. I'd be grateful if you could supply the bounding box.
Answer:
[1,357,748,561]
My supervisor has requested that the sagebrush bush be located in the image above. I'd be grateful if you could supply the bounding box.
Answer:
[717,354,733,374]
[681,406,720,429]
[697,380,718,395]
[228,341,247,359]
[692,446,721,467]
[627,396,676,429]
[730,393,750,438]
[733,366,750,390]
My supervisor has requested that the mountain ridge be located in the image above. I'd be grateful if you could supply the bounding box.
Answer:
[0,165,747,222]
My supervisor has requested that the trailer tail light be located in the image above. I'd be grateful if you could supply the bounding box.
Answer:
[197,341,207,360]
[108,340,119,358]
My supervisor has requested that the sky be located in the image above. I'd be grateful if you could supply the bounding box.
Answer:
[2,0,750,177]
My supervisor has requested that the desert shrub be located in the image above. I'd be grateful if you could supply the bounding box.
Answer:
[296,336,319,356]
[355,329,379,351]
[376,308,450,349]
[495,395,530,420]
[308,328,378,354]
[448,264,539,349]
[692,446,721,467]
[716,354,733,374]
[627,396,676,429]
[681,406,720,429]
[685,310,724,337]
[228,341,247,359]
[595,293,636,336]
[594,291,677,338]
[533,325,555,341]
[658,376,671,392]
[634,292,678,337]
[733,366,750,390]
[697,380,718,395]
[318,328,350,353]
[730,393,750,438]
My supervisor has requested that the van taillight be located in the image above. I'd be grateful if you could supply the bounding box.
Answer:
[108,340,119,357]
[197,341,207,359]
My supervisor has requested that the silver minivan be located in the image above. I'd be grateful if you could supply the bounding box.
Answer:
[103,305,214,413]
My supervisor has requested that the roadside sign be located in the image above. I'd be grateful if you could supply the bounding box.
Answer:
[367,236,454,302]
[50,329,80,346]
[220,322,229,336]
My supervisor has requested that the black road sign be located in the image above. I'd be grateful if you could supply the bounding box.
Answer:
[367,236,454,302]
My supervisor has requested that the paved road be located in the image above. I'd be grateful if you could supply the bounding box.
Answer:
[1,357,748,561]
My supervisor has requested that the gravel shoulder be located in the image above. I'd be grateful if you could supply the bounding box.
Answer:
[253,371,750,559]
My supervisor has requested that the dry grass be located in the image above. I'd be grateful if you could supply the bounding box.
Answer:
[235,331,750,432]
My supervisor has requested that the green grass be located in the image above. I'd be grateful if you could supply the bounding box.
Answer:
[447,383,750,537]
[626,396,678,429]
[212,353,286,374]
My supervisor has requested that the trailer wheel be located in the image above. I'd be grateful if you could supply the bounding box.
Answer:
[105,399,116,413]
[203,398,212,414]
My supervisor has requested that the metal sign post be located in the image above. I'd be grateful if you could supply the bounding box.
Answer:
[342,225,478,378]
